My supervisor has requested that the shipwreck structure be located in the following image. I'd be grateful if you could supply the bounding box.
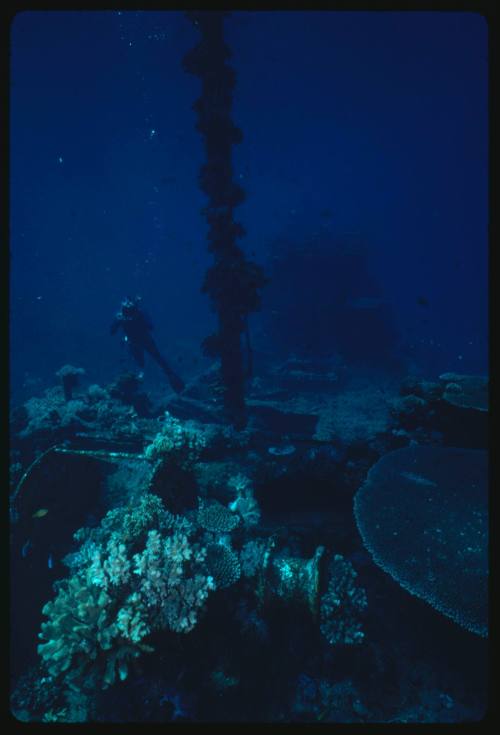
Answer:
[183,11,266,429]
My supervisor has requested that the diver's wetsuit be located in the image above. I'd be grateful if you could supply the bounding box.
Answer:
[111,300,185,394]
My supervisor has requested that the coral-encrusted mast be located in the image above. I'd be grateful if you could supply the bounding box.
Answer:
[183,11,266,429]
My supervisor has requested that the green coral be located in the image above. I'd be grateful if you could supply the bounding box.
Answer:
[37,575,152,690]
[38,494,216,694]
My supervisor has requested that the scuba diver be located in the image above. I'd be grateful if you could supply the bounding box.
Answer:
[110,296,185,394]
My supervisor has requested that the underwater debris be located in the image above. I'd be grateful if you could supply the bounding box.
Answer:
[56,365,85,402]
[392,373,488,448]
[438,373,488,412]
[264,546,325,619]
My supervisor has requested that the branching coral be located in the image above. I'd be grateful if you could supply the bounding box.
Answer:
[38,495,217,692]
[37,574,151,691]
[144,412,206,469]
[319,554,368,646]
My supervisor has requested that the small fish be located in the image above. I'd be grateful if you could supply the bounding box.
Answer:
[48,554,54,569]
[417,296,429,308]
[21,539,32,558]
[32,508,49,519]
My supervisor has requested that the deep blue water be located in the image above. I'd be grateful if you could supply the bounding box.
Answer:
[9,10,489,724]
[10,10,488,402]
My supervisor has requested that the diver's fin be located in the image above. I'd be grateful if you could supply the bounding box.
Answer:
[166,369,185,394]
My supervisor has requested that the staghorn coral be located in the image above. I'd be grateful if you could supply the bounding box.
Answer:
[319,554,368,646]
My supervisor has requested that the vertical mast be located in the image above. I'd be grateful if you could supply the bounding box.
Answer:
[183,12,266,429]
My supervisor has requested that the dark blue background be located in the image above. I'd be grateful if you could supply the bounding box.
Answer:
[10,11,488,403]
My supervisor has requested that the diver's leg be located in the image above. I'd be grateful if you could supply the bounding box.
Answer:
[144,340,185,394]
[129,343,145,372]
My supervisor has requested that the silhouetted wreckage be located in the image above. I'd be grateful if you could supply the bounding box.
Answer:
[183,11,267,429]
